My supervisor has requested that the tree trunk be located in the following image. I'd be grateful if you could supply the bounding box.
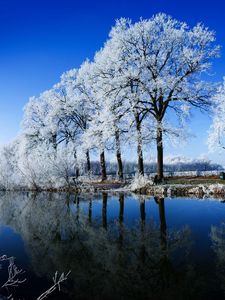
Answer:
[157,122,164,182]
[51,133,57,151]
[115,130,123,180]
[86,150,91,173]
[50,134,57,159]
[100,150,107,181]
[135,114,144,175]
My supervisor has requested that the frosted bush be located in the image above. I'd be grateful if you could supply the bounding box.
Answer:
[129,173,153,191]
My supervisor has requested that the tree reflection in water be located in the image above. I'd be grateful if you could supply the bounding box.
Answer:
[0,192,222,299]
[211,223,225,295]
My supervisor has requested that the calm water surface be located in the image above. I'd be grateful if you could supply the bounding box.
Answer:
[0,192,224,300]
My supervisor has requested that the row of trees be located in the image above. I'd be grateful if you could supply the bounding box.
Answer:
[0,13,223,188]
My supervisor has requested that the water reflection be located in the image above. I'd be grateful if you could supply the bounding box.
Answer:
[211,223,225,294]
[0,192,223,299]
[118,193,124,224]
[155,197,167,249]
[102,192,107,229]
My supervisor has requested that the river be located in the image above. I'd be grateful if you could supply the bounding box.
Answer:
[0,192,224,300]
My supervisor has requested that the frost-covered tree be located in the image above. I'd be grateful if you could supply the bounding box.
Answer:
[76,61,109,181]
[102,14,219,181]
[208,78,225,153]
[22,70,92,179]
[55,68,92,173]
[22,91,60,154]
[92,31,149,175]
[87,50,133,179]
[0,139,25,189]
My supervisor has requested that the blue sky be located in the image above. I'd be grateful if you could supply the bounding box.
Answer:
[0,0,225,164]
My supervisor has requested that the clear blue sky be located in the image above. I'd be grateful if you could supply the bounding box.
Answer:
[0,0,225,164]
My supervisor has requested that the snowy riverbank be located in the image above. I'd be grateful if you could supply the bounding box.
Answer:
[1,176,225,199]
[130,183,225,198]
[56,181,225,198]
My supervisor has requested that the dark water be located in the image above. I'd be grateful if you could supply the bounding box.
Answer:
[0,192,224,300]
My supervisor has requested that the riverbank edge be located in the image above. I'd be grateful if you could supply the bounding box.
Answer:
[2,182,225,199]
[131,183,225,198]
